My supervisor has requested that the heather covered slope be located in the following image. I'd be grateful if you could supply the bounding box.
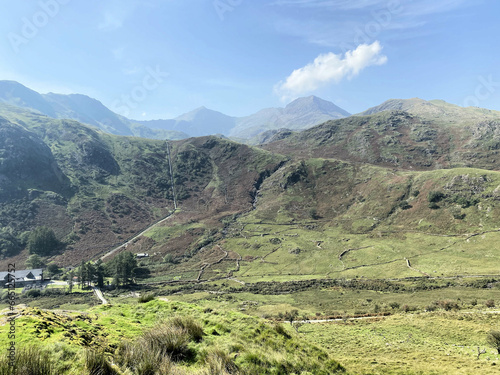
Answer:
[263,108,500,170]
[137,156,500,284]
[2,97,500,282]
[0,105,285,268]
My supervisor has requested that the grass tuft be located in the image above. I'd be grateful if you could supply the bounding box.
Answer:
[0,346,55,375]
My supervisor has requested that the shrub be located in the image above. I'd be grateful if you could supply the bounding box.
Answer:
[428,191,445,203]
[28,226,60,256]
[398,201,412,210]
[485,299,496,308]
[163,253,175,264]
[389,302,400,310]
[436,300,459,311]
[401,304,416,313]
[425,304,437,312]
[26,289,42,298]
[138,293,156,303]
[428,202,440,209]
[273,323,291,339]
[487,330,500,354]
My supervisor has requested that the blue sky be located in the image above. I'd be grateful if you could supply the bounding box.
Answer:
[0,0,498,119]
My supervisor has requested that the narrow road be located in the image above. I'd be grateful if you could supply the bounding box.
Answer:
[92,286,108,305]
[100,211,176,261]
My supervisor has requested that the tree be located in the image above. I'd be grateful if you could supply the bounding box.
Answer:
[46,263,60,277]
[283,310,306,332]
[487,331,500,354]
[120,252,137,286]
[86,262,96,287]
[27,226,59,256]
[25,254,45,269]
[95,260,105,288]
[105,252,137,287]
[0,229,20,258]
[67,271,74,293]
[284,310,299,326]
[79,260,86,289]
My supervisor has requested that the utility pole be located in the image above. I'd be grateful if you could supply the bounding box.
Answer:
[166,141,177,210]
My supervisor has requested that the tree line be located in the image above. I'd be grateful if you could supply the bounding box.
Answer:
[68,251,138,291]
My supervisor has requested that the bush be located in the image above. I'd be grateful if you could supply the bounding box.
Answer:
[436,300,459,311]
[487,330,500,354]
[485,299,495,308]
[398,201,412,210]
[138,293,156,303]
[163,253,176,264]
[425,304,437,312]
[428,191,445,203]
[28,226,60,256]
[273,323,291,339]
[389,302,400,310]
[26,289,42,298]
[401,304,416,313]
[428,202,440,209]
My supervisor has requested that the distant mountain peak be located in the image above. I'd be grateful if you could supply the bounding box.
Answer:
[284,95,351,117]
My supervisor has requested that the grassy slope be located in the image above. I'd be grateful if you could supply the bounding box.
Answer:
[0,299,344,374]
[145,158,500,283]
[0,106,285,269]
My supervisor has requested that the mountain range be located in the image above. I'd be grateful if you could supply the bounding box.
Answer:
[0,80,350,140]
[1,88,500,270]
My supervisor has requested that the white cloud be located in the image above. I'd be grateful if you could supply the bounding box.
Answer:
[275,41,387,100]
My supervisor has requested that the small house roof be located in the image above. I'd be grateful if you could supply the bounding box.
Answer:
[1,268,43,282]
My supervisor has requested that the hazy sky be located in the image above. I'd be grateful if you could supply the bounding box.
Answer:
[0,0,498,119]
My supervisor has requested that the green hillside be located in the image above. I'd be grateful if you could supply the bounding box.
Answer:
[0,105,285,268]
[0,300,343,374]
[2,100,500,374]
[265,108,500,170]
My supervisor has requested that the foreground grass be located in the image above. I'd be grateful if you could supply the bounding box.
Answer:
[0,300,344,374]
